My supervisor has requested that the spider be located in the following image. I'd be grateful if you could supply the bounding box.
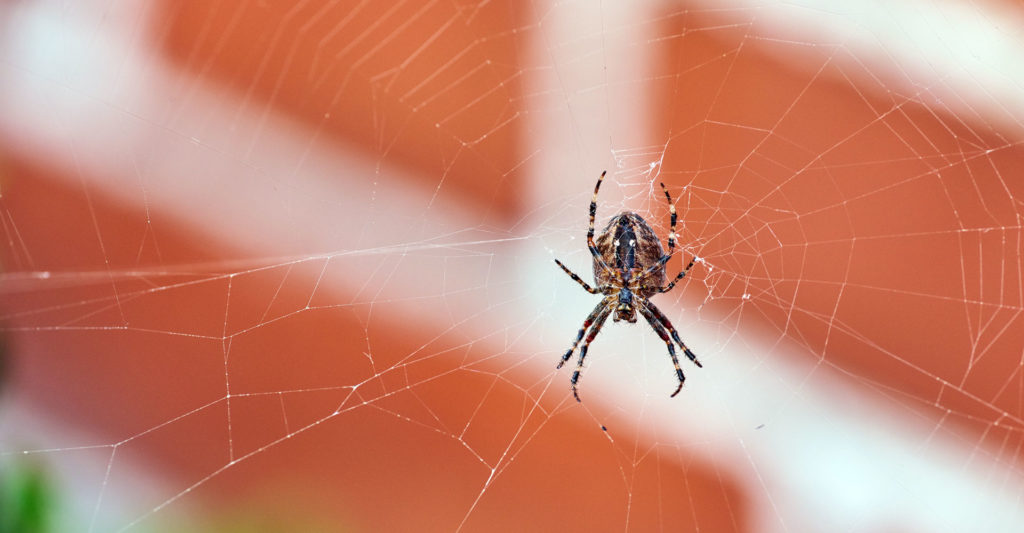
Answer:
[554,170,701,402]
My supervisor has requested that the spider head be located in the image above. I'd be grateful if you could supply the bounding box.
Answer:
[614,288,637,323]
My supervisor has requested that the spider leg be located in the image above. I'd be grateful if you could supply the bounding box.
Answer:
[569,304,613,402]
[558,297,613,369]
[553,259,599,294]
[587,171,614,274]
[645,301,702,368]
[633,182,694,293]
[635,253,672,282]
[632,182,680,284]
[638,303,687,397]
[659,182,677,256]
[660,257,696,294]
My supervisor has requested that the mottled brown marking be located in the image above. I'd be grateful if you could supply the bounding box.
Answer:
[592,212,666,295]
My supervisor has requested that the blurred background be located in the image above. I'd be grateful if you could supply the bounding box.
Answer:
[1,0,1024,531]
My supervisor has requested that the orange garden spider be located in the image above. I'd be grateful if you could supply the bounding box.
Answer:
[554,171,701,402]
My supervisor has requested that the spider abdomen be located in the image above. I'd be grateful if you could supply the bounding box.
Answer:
[593,212,666,296]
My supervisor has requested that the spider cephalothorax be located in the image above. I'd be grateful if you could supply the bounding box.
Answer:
[553,171,702,402]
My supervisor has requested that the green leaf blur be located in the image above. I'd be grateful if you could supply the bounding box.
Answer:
[0,461,55,533]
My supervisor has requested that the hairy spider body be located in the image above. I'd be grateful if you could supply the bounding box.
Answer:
[594,213,666,322]
[554,171,701,402]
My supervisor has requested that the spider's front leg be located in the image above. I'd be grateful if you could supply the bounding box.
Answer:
[638,303,687,397]
[558,297,613,369]
[638,181,695,294]
[558,300,613,402]
[645,301,701,368]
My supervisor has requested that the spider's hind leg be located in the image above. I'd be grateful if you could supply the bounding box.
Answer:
[659,182,678,256]
[554,258,599,294]
[655,181,698,295]
[660,257,696,294]
[587,171,613,274]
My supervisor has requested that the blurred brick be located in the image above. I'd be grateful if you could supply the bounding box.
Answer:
[652,8,1024,441]
[161,1,532,221]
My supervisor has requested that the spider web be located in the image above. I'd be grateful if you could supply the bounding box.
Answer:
[1,0,1024,531]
